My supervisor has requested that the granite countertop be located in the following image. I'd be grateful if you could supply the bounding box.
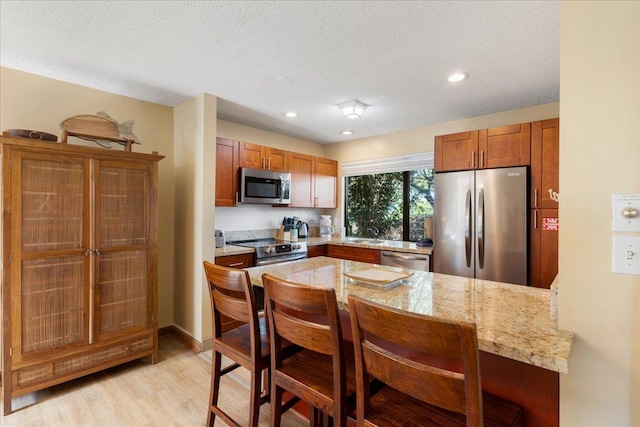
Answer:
[215,236,432,258]
[305,236,432,255]
[245,256,573,373]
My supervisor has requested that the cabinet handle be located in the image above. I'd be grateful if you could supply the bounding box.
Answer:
[261,157,265,169]
[480,150,484,168]
[314,196,318,207]
[534,189,538,208]
[228,262,243,267]
[533,210,538,229]
[471,151,475,168]
[85,249,92,256]
[268,158,271,170]
[235,191,239,206]
[95,249,102,255]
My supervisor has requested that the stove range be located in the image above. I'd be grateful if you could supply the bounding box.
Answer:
[227,238,308,266]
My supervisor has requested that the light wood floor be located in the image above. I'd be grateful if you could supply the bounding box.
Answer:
[1,336,308,426]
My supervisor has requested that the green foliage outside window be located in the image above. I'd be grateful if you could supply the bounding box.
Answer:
[345,169,434,241]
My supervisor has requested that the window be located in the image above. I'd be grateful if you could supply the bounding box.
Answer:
[343,154,434,242]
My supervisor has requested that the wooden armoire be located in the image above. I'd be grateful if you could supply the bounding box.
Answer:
[1,135,163,414]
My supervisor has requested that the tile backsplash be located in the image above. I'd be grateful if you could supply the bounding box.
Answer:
[215,205,323,234]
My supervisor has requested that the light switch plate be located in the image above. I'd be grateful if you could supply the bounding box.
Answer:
[612,194,640,232]
[612,235,640,275]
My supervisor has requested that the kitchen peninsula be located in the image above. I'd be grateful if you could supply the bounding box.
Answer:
[245,257,573,426]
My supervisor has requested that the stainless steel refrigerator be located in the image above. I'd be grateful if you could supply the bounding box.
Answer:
[433,166,528,285]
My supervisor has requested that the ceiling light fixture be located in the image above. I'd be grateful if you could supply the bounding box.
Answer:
[339,100,367,118]
[341,130,353,135]
[285,111,298,118]
[447,72,469,83]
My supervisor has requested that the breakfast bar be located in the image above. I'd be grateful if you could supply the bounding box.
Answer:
[245,256,574,426]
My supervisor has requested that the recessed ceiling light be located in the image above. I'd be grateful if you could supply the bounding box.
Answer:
[447,72,469,83]
[341,130,353,135]
[285,111,298,118]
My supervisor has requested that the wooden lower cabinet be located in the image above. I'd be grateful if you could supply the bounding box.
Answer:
[307,244,327,258]
[530,208,559,288]
[214,253,254,268]
[1,136,163,415]
[327,245,381,264]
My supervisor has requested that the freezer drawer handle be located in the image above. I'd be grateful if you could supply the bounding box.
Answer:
[477,188,485,269]
[465,189,472,267]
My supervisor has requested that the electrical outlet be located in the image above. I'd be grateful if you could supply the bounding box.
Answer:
[612,235,640,275]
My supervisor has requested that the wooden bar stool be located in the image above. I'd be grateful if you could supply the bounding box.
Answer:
[262,274,357,427]
[348,294,523,427]
[203,261,271,427]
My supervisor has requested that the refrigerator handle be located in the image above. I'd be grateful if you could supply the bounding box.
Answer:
[465,189,472,267]
[477,188,485,269]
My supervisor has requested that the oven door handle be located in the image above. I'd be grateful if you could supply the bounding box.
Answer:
[256,253,307,266]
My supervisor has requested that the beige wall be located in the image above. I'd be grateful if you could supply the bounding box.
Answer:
[0,67,176,329]
[173,94,217,343]
[560,2,640,425]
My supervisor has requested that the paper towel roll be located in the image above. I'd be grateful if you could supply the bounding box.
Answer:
[424,218,433,239]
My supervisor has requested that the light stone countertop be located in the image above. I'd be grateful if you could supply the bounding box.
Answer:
[214,244,254,257]
[215,236,432,258]
[245,256,573,374]
[304,236,433,255]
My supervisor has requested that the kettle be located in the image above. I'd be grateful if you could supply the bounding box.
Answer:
[296,221,309,238]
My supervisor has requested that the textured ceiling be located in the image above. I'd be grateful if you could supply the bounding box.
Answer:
[0,1,560,144]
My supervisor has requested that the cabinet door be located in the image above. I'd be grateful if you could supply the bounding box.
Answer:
[11,152,91,361]
[215,138,238,206]
[478,123,531,169]
[289,152,314,207]
[530,209,558,288]
[95,161,154,338]
[307,245,327,258]
[434,131,479,172]
[327,245,381,264]
[314,157,337,208]
[238,141,264,169]
[265,147,289,172]
[531,119,559,209]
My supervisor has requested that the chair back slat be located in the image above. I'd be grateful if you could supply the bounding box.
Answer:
[271,310,333,355]
[362,340,467,414]
[203,261,259,342]
[348,294,483,425]
[212,288,251,323]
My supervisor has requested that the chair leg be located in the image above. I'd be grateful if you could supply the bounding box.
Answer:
[270,383,284,427]
[249,367,262,427]
[207,350,223,427]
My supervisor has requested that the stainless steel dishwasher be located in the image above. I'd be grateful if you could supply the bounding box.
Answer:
[380,250,430,271]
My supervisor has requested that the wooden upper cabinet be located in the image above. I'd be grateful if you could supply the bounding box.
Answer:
[531,119,559,209]
[215,138,238,206]
[478,123,531,169]
[265,147,289,172]
[289,152,314,207]
[288,153,337,208]
[315,157,337,208]
[435,123,531,172]
[239,141,288,172]
[434,131,479,172]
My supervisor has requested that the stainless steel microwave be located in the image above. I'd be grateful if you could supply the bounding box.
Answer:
[239,167,291,205]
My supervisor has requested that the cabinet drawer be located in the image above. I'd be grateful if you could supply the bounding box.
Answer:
[214,253,254,268]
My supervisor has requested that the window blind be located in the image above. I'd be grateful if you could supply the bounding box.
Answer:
[341,152,434,176]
